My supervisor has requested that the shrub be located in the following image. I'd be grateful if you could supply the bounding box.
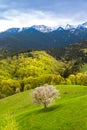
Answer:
[1,114,18,130]
[2,85,14,96]
[24,84,31,91]
[0,92,6,99]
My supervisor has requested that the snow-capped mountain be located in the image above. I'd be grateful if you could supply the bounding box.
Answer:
[65,24,77,33]
[0,28,20,38]
[64,22,87,32]
[0,22,87,51]
[57,27,64,31]
[65,24,76,30]
[31,25,57,33]
[76,22,87,30]
[2,25,57,34]
[1,22,87,34]
[3,28,21,34]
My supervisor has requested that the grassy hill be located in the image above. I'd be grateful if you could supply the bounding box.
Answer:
[1,85,87,130]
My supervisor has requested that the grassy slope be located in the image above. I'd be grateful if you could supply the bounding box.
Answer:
[81,64,87,73]
[0,85,87,130]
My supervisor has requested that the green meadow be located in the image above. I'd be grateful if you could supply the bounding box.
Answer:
[0,85,87,130]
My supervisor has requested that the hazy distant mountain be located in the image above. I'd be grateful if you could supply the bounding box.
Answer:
[0,22,87,50]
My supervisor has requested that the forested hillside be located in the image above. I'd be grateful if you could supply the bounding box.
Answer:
[47,41,87,62]
[0,51,65,98]
[0,50,87,98]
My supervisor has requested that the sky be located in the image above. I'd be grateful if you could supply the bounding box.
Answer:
[0,0,87,31]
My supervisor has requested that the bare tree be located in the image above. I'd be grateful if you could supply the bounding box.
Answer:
[32,84,60,111]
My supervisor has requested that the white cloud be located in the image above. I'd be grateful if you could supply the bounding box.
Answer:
[0,9,86,32]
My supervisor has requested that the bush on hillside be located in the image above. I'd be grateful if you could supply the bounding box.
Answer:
[1,114,18,130]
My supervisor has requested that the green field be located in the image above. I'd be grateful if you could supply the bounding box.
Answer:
[0,85,87,130]
[81,64,87,73]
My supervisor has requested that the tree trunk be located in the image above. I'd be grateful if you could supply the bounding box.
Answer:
[44,103,47,111]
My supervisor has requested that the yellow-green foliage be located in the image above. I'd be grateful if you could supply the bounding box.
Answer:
[0,51,64,97]
[0,51,63,79]
[1,114,18,130]
[82,48,87,55]
[0,50,87,97]
[66,73,87,85]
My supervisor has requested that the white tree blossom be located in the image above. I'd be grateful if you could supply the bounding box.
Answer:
[32,84,60,110]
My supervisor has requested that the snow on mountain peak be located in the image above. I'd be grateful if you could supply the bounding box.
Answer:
[65,24,76,30]
[1,22,87,34]
[5,28,20,33]
[32,25,57,33]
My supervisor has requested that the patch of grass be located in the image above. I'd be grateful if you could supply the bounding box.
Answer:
[17,95,87,130]
[0,85,87,130]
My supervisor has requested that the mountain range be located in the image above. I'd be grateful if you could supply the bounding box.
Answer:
[0,22,87,50]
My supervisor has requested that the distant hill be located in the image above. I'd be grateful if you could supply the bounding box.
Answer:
[47,40,87,62]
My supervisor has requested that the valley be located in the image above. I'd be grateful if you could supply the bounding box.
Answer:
[0,0,87,130]
[0,24,87,130]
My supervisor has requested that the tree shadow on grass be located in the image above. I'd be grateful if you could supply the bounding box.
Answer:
[36,104,61,113]
[16,104,62,122]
